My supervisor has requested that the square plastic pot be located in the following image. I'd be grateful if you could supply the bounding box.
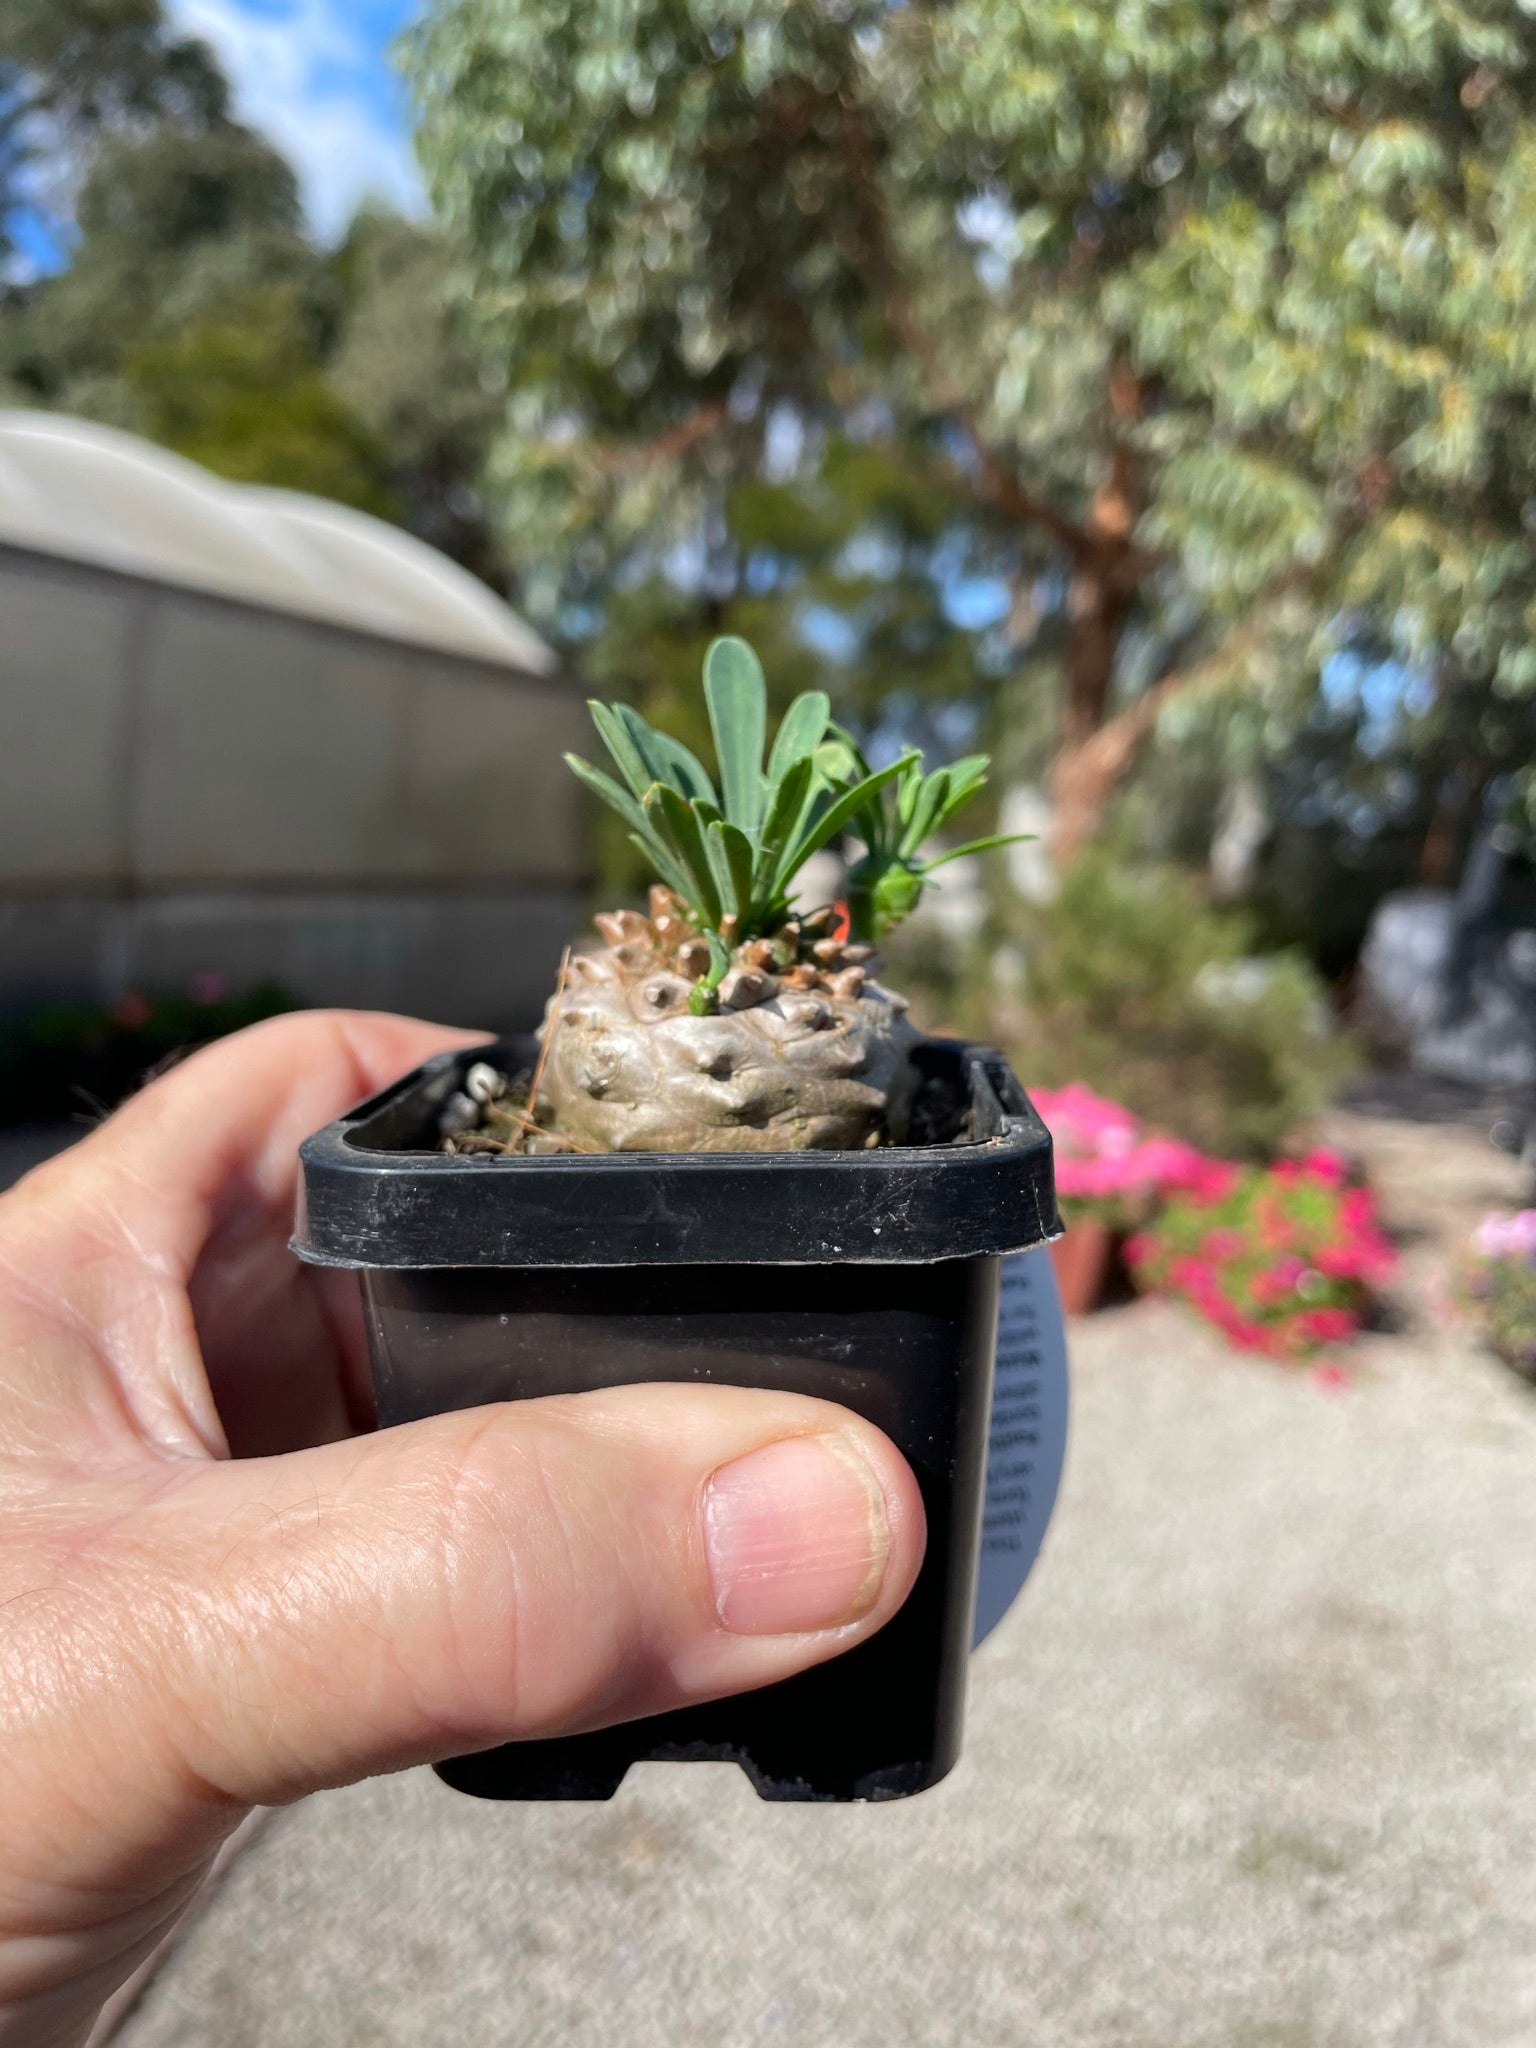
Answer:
[293,1036,1057,1803]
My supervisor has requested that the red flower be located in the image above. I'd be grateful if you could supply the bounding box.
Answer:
[113,991,153,1030]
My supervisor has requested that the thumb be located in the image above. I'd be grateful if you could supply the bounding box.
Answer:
[130,1382,926,1810]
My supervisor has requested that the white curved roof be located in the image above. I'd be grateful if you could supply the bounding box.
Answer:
[0,410,556,674]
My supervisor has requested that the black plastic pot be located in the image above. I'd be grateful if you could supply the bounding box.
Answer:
[293,1035,1057,1803]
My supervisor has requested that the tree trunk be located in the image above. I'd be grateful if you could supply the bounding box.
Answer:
[1048,524,1146,859]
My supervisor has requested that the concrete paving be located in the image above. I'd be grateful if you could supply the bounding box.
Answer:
[112,1099,1536,2048]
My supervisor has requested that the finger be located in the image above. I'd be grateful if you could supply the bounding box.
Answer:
[42,1385,925,1838]
[0,1012,482,1459]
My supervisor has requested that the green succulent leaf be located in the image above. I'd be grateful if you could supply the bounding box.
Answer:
[572,641,1009,944]
[565,752,690,891]
[899,769,951,861]
[941,755,990,807]
[625,831,693,903]
[645,784,722,928]
[766,689,831,790]
[708,818,758,921]
[615,704,717,806]
[753,754,815,893]
[687,929,735,1015]
[775,752,919,890]
[703,636,768,842]
[586,703,656,803]
[921,831,1035,872]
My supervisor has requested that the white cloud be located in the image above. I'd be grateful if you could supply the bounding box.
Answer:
[165,0,426,241]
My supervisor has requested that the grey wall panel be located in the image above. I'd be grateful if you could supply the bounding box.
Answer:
[135,607,416,882]
[401,662,589,882]
[0,558,139,882]
[124,889,580,1027]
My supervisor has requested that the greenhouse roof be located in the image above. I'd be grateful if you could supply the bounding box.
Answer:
[0,410,556,675]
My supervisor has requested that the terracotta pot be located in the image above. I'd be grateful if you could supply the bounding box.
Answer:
[1049,1218,1114,1314]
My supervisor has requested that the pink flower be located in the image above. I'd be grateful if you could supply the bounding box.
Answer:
[1300,1147,1349,1186]
[1299,1307,1357,1343]
[1200,1228,1244,1261]
[113,991,152,1029]
[1033,1085,1141,1161]
[1223,1315,1271,1352]
[190,970,232,1005]
[1133,1137,1215,1193]
[1313,1361,1350,1393]
[1251,1255,1306,1304]
[1185,1159,1241,1203]
[1472,1211,1536,1265]
[1171,1254,1216,1291]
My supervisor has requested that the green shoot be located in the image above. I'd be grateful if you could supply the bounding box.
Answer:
[565,638,1029,968]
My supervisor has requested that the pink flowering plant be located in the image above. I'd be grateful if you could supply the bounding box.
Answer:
[1458,1212,1536,1379]
[1030,1084,1216,1230]
[1125,1149,1395,1360]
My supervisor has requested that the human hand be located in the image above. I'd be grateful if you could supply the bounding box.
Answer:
[0,1012,925,2048]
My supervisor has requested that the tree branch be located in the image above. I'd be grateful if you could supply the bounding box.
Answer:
[834,93,1100,562]
[1048,571,1313,857]
[595,399,731,476]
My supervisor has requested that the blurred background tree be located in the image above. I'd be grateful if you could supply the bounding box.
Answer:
[0,0,508,567]
[405,0,1536,898]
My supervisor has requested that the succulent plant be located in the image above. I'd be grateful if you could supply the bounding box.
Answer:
[830,735,1031,944]
[449,637,1022,1154]
[563,638,916,1004]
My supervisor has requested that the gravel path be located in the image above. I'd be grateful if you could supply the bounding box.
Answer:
[104,1103,1536,2048]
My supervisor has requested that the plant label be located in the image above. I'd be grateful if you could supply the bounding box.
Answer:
[972,1247,1069,1647]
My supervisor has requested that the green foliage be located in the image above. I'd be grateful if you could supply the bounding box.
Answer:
[1,0,511,588]
[410,0,1536,903]
[0,0,227,262]
[830,733,1028,941]
[125,310,396,514]
[569,635,924,943]
[327,209,509,577]
[1004,852,1355,1159]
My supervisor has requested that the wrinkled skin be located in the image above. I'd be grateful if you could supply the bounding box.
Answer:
[0,1012,924,2048]
[538,948,923,1154]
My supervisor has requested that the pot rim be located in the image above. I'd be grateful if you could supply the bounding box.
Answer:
[292,1036,1059,1270]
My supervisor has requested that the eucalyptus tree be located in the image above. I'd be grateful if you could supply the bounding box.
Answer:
[408,0,1536,855]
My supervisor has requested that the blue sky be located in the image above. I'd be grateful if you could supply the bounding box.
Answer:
[165,0,426,239]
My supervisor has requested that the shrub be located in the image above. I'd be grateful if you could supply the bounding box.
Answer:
[1458,1213,1536,1380]
[0,980,296,1126]
[1126,1150,1395,1360]
[1005,853,1355,1158]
